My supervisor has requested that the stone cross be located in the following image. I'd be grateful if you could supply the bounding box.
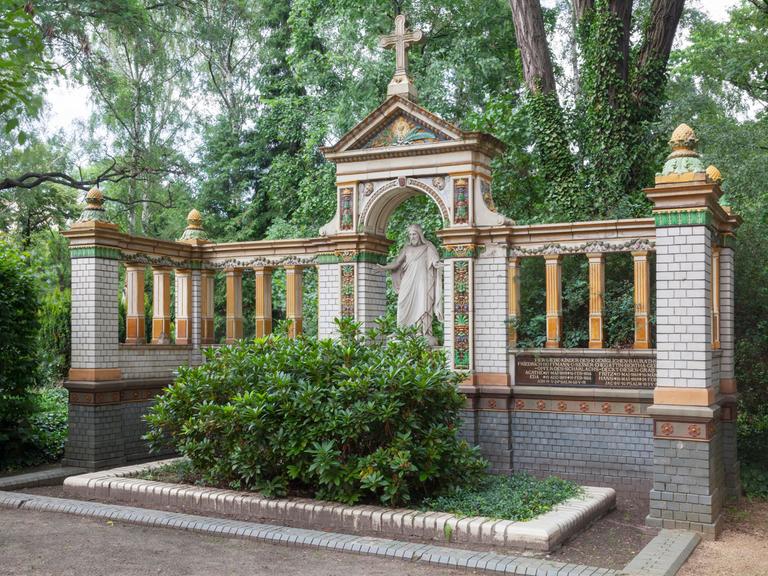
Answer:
[380,14,423,96]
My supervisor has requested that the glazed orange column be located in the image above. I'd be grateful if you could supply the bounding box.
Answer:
[253,265,273,338]
[712,246,721,349]
[225,268,243,343]
[174,269,192,345]
[544,254,562,348]
[151,267,172,344]
[507,257,520,348]
[587,253,605,348]
[200,269,215,345]
[632,250,651,349]
[284,265,304,338]
[124,264,145,344]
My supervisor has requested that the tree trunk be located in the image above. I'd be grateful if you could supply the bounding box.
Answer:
[572,0,595,23]
[507,0,557,95]
[635,0,685,79]
[609,0,632,84]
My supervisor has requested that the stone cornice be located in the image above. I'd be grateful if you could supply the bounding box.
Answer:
[643,181,740,233]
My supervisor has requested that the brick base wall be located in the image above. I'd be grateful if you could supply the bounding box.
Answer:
[461,409,653,495]
[648,434,725,536]
[511,412,653,495]
[64,399,174,469]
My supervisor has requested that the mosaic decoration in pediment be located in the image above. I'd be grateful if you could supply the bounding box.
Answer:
[361,112,452,149]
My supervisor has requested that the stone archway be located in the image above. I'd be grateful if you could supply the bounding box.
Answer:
[359,177,450,236]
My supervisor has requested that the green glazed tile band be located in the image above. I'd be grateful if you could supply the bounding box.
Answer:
[70,246,122,260]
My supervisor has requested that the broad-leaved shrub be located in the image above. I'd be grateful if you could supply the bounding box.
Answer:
[145,318,486,505]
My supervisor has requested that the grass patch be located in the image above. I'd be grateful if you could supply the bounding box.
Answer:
[138,461,581,522]
[421,473,582,521]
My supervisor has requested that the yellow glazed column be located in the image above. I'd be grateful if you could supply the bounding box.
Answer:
[633,250,651,349]
[124,264,145,344]
[507,257,520,347]
[151,267,172,344]
[544,254,562,348]
[200,269,215,345]
[225,268,243,343]
[712,245,721,349]
[253,265,273,338]
[285,265,304,338]
[587,253,605,348]
[174,269,192,345]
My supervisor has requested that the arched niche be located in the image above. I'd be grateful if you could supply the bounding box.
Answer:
[360,178,450,237]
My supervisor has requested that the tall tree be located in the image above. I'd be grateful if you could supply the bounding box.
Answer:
[506,0,686,220]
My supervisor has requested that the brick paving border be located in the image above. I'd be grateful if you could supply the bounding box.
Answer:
[63,459,616,552]
[0,490,622,576]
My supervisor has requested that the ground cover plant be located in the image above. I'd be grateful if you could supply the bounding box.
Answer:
[145,318,486,506]
[421,473,581,522]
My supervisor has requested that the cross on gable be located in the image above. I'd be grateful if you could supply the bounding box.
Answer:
[380,14,423,91]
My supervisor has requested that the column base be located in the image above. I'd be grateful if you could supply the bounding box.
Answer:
[646,513,724,539]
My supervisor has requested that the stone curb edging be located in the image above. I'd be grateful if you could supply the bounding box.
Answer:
[0,491,622,576]
[0,466,87,491]
[622,529,700,576]
[62,459,616,552]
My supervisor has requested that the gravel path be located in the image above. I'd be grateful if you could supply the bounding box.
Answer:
[677,499,768,576]
[0,508,472,576]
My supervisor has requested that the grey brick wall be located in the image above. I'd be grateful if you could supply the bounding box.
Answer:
[64,400,174,469]
[510,411,654,495]
[648,434,724,535]
[477,410,513,473]
[64,404,126,469]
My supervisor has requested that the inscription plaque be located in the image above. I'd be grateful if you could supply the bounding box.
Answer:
[515,354,655,388]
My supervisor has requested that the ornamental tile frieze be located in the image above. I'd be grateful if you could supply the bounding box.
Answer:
[512,398,649,417]
[441,244,481,259]
[339,187,354,230]
[508,238,655,258]
[205,255,318,270]
[340,264,356,319]
[453,177,469,224]
[453,260,471,370]
[653,419,717,442]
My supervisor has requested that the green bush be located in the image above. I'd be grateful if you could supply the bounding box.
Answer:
[0,236,40,468]
[421,473,581,521]
[37,287,71,385]
[27,387,68,463]
[737,407,768,499]
[145,318,486,505]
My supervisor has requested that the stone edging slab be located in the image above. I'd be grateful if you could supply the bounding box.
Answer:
[63,459,616,552]
[623,529,700,576]
[0,491,622,575]
[0,466,86,490]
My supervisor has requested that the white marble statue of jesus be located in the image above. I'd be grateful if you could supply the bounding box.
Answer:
[379,224,443,343]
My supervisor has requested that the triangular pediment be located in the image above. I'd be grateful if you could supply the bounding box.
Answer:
[322,96,464,155]
[359,110,452,149]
